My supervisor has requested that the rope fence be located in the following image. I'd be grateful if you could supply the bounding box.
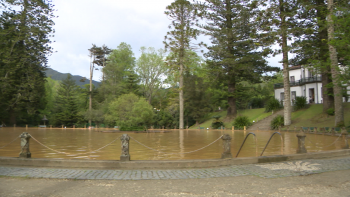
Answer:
[129,135,224,155]
[30,135,122,155]
[306,135,342,149]
[0,136,19,149]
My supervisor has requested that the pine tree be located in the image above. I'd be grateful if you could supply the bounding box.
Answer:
[164,0,200,129]
[54,74,80,126]
[0,0,55,125]
[198,0,279,119]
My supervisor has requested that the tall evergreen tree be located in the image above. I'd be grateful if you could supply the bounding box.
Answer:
[53,74,81,126]
[327,0,343,126]
[259,0,299,125]
[164,0,200,129]
[198,0,279,119]
[0,0,55,125]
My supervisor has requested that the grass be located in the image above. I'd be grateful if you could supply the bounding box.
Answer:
[191,103,350,129]
[190,108,271,129]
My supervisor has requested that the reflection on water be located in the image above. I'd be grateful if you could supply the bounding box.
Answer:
[0,128,345,160]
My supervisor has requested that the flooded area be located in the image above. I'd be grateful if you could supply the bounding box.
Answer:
[0,127,345,160]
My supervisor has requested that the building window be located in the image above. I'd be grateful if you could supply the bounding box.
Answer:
[291,91,296,103]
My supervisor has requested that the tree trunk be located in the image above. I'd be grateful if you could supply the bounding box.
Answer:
[226,81,237,118]
[89,57,93,127]
[316,0,334,112]
[280,0,291,126]
[179,60,184,129]
[327,0,344,126]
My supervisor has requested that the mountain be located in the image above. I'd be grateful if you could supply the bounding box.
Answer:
[44,68,101,87]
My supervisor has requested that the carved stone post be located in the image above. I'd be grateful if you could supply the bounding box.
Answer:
[120,134,130,161]
[221,134,232,159]
[341,127,349,149]
[296,131,307,154]
[19,132,31,158]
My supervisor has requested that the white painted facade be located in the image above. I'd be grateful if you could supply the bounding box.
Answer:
[274,66,349,104]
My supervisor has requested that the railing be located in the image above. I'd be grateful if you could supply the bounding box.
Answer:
[274,76,322,89]
[1,129,348,160]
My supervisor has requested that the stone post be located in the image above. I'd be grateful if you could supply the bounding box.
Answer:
[296,131,307,154]
[120,134,130,161]
[221,134,232,159]
[19,132,31,158]
[341,127,349,149]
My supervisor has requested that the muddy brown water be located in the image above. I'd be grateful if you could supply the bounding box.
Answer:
[0,128,345,160]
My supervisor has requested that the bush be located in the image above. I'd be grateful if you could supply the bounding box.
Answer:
[233,116,252,130]
[326,108,334,116]
[265,98,282,112]
[293,96,307,111]
[271,115,284,130]
[211,115,224,129]
[119,126,146,131]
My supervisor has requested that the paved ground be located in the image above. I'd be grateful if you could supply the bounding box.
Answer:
[248,110,284,131]
[1,157,350,180]
[1,157,350,196]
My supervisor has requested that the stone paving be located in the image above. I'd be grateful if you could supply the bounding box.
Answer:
[1,157,350,180]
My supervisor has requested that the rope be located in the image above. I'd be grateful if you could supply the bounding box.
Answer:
[306,135,341,148]
[0,136,19,149]
[129,135,223,155]
[30,135,122,155]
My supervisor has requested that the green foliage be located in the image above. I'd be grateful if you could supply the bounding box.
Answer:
[326,108,335,116]
[265,98,282,112]
[136,47,168,103]
[0,0,54,125]
[101,42,137,99]
[233,116,252,130]
[293,96,307,111]
[271,115,284,130]
[211,115,224,129]
[105,93,154,127]
[119,126,146,131]
[198,0,280,117]
[153,110,175,129]
[52,74,82,126]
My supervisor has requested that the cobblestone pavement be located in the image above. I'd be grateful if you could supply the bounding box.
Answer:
[1,157,350,180]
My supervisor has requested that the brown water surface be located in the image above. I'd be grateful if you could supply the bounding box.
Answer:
[0,128,345,160]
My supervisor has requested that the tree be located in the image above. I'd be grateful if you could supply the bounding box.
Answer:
[259,0,299,125]
[327,0,344,126]
[101,42,136,100]
[53,74,81,126]
[105,93,154,127]
[199,0,279,119]
[164,0,200,129]
[291,0,334,112]
[0,0,55,125]
[136,47,168,104]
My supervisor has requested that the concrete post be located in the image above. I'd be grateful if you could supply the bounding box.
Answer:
[341,127,349,149]
[120,134,130,161]
[221,134,232,159]
[296,131,307,154]
[19,132,31,158]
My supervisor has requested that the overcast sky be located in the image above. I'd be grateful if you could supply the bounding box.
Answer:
[48,0,282,81]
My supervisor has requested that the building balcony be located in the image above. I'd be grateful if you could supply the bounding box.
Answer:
[274,76,322,89]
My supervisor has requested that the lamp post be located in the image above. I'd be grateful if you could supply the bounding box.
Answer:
[42,115,48,126]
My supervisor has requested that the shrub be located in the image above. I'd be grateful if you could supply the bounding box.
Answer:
[326,108,334,116]
[293,96,307,111]
[265,98,282,112]
[271,115,284,130]
[233,116,252,130]
[211,115,224,129]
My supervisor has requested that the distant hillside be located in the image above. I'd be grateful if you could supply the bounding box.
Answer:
[44,68,100,87]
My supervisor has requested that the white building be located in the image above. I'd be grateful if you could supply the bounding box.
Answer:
[274,66,325,104]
